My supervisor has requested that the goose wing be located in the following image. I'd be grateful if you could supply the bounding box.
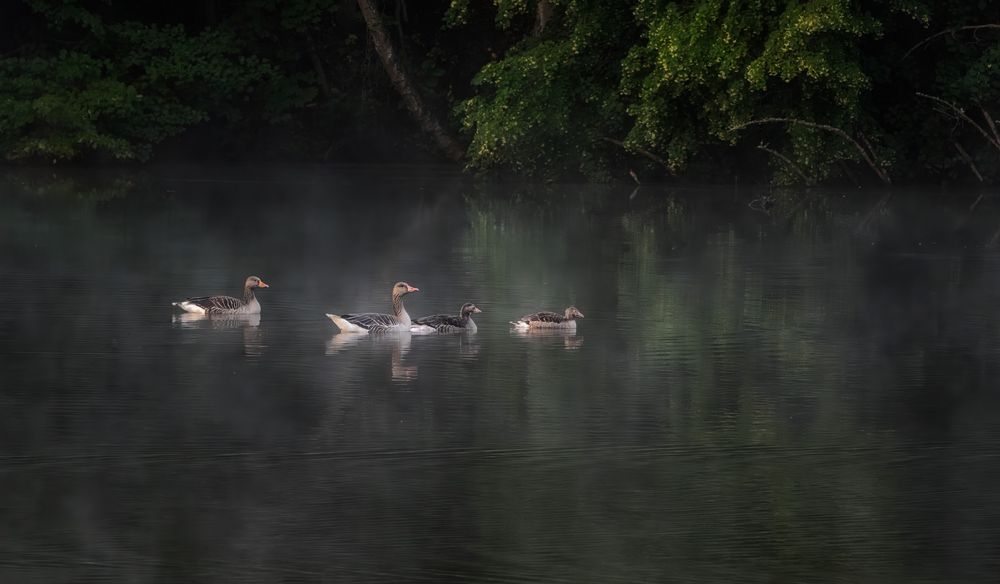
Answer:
[184,295,245,312]
[342,312,399,333]
[412,314,464,329]
[519,311,564,324]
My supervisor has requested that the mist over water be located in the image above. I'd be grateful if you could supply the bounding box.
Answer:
[3,168,1000,582]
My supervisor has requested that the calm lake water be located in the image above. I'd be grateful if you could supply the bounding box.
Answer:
[2,167,1000,582]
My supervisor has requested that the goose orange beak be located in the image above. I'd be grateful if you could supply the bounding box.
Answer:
[258,281,270,288]
[406,285,419,293]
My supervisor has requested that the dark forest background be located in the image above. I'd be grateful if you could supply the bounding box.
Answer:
[1,0,999,185]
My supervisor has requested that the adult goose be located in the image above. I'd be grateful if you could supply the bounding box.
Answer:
[510,306,584,330]
[172,276,269,315]
[326,282,419,333]
[411,303,482,333]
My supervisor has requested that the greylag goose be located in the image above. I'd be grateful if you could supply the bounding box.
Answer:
[172,276,269,315]
[326,281,419,333]
[510,306,584,330]
[411,303,482,333]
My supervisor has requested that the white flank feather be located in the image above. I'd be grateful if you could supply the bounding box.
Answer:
[326,314,368,333]
[173,301,206,315]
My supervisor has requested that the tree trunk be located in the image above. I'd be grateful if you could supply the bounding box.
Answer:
[356,0,465,162]
[306,34,333,100]
[533,0,553,36]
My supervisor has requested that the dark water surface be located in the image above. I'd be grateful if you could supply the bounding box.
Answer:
[3,168,1000,582]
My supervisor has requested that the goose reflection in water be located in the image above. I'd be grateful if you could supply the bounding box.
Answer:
[511,328,584,350]
[326,332,418,382]
[171,312,265,357]
[458,333,481,359]
[411,329,481,359]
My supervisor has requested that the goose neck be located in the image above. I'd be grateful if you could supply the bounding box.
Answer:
[392,293,411,326]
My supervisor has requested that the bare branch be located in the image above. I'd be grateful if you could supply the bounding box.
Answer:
[916,93,1000,151]
[601,137,673,172]
[902,24,1000,60]
[731,117,891,184]
[988,224,1000,248]
[982,106,1000,146]
[356,0,465,162]
[306,33,332,99]
[534,0,554,36]
[756,144,812,185]
[858,132,877,159]
[954,142,985,183]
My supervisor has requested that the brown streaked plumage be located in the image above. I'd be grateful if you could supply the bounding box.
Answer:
[510,306,584,330]
[326,281,419,333]
[412,303,482,333]
[172,276,269,315]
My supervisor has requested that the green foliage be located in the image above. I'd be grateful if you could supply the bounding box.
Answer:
[457,0,1000,184]
[3,0,1000,183]
[24,0,105,34]
[447,0,534,29]
[458,1,633,178]
[623,0,891,179]
[1,52,135,160]
[0,3,284,161]
[455,0,902,180]
[0,0,357,162]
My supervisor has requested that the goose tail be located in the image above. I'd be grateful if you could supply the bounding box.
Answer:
[173,301,206,314]
[326,313,365,333]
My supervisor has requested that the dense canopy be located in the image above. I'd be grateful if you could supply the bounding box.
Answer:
[1,0,999,184]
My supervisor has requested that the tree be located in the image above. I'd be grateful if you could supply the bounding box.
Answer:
[356,0,465,162]
[452,0,634,179]
[0,1,296,161]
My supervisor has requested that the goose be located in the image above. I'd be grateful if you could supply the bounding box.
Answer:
[172,276,269,315]
[411,303,482,333]
[326,282,419,333]
[510,306,584,330]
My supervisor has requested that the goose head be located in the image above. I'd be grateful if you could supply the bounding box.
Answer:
[460,303,482,317]
[393,281,419,298]
[564,306,584,319]
[245,276,269,289]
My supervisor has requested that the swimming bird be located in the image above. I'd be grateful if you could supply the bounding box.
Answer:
[325,282,419,333]
[172,276,269,315]
[510,306,584,330]
[411,303,482,333]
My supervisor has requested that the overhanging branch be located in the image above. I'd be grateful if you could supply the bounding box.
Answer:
[916,92,1000,152]
[601,137,672,172]
[903,24,1000,60]
[756,144,812,185]
[731,118,891,184]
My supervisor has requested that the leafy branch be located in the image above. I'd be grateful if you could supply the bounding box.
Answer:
[731,118,890,184]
